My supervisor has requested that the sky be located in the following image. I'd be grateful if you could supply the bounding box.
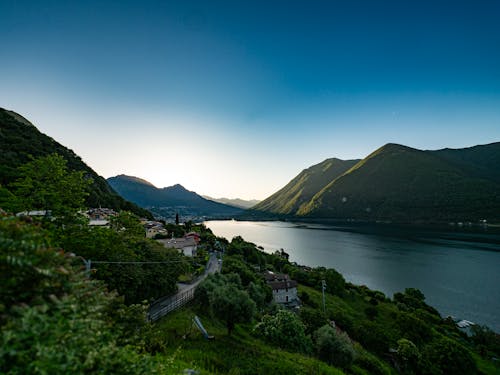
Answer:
[1,0,499,200]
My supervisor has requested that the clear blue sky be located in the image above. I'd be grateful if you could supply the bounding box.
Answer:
[1,0,499,199]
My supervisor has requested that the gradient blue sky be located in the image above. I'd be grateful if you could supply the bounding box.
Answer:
[1,0,499,200]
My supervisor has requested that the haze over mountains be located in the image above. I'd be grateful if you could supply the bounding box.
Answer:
[2,108,499,225]
[202,196,260,209]
[0,108,152,218]
[253,142,500,223]
[107,175,243,220]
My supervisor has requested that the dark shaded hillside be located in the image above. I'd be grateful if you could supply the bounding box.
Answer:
[301,143,500,222]
[432,142,500,184]
[107,175,243,217]
[254,142,500,223]
[253,158,359,215]
[0,108,152,218]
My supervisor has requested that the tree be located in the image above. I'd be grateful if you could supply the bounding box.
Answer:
[209,283,256,335]
[11,154,90,216]
[175,212,179,225]
[421,337,477,375]
[110,211,145,238]
[396,338,421,374]
[196,273,256,335]
[313,324,355,368]
[254,309,312,354]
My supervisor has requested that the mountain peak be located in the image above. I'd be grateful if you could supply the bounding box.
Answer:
[111,174,156,188]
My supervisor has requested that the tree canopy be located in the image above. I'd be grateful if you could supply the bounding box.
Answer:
[11,154,90,216]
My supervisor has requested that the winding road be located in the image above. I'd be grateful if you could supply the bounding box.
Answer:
[148,252,221,321]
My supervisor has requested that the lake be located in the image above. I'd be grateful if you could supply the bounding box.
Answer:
[204,220,500,332]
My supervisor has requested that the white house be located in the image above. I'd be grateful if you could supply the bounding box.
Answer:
[264,272,299,306]
[157,237,198,257]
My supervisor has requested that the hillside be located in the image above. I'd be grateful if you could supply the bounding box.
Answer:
[0,108,152,218]
[254,143,500,223]
[107,174,243,219]
[253,158,359,215]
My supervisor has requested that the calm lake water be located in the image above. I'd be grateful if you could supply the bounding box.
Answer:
[205,220,500,332]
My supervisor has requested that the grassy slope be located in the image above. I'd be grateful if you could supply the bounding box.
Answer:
[0,108,152,218]
[299,143,500,222]
[155,306,345,375]
[253,158,359,215]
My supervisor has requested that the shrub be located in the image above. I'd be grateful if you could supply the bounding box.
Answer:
[313,324,355,368]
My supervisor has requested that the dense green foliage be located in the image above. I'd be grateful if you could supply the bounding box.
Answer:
[0,108,152,218]
[254,309,312,353]
[195,273,256,335]
[56,220,186,304]
[10,154,90,216]
[313,324,355,368]
[107,174,243,217]
[253,142,500,223]
[0,216,165,374]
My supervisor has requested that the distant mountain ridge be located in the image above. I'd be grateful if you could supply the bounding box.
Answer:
[202,196,261,209]
[0,108,152,218]
[253,142,500,223]
[107,175,243,219]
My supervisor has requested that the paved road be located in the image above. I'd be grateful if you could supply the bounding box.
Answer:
[149,252,221,319]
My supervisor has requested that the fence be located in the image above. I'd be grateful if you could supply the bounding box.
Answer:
[148,287,196,322]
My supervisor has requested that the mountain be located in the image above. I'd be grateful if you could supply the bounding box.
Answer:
[254,143,500,223]
[107,175,243,219]
[0,108,152,218]
[202,196,261,209]
[253,158,360,214]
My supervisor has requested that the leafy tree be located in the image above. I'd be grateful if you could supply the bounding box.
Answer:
[323,268,346,296]
[209,282,256,335]
[110,211,145,237]
[196,273,256,335]
[247,281,270,310]
[254,309,312,354]
[0,185,21,213]
[221,255,257,285]
[313,324,355,368]
[396,338,421,374]
[420,337,477,375]
[396,312,433,347]
[470,324,500,357]
[11,154,90,216]
[352,320,392,355]
[300,307,327,335]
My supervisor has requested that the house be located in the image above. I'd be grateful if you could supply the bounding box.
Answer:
[142,220,168,238]
[184,231,201,244]
[264,272,299,307]
[89,219,110,227]
[157,236,198,257]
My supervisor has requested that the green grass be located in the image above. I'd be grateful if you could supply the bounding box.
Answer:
[154,305,345,375]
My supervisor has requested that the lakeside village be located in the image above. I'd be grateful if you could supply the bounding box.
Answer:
[8,205,500,374]
[17,207,480,331]
[85,208,308,309]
